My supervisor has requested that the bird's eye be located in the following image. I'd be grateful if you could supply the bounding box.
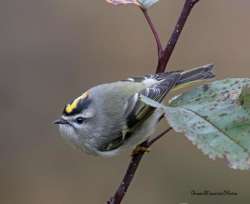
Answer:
[75,117,85,124]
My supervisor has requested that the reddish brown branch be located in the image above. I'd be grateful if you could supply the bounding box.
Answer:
[107,1,201,203]
[107,128,172,204]
[156,0,200,73]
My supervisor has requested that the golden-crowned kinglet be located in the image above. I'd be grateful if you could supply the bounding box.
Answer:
[54,65,214,157]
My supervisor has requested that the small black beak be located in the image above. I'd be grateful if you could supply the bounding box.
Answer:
[53,118,69,125]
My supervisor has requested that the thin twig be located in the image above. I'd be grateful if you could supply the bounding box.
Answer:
[107,128,172,204]
[141,7,163,58]
[156,0,200,73]
[147,127,173,146]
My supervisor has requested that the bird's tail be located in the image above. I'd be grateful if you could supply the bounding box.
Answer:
[172,64,215,91]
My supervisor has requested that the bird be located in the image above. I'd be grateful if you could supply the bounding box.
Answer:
[54,64,215,157]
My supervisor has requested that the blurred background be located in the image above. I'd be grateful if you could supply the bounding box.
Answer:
[1,0,250,203]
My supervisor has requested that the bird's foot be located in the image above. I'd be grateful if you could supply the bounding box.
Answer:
[131,146,150,156]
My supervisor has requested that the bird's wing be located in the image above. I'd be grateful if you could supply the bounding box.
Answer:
[123,72,181,133]
[123,64,215,131]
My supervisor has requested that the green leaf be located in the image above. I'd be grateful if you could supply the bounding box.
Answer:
[138,0,159,9]
[141,78,250,170]
[106,0,159,9]
[106,0,140,7]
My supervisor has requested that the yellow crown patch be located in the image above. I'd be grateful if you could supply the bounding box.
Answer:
[65,91,89,114]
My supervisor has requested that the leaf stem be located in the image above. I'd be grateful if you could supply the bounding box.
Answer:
[141,7,163,58]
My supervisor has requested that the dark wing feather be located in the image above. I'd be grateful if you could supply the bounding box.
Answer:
[122,72,180,83]
[124,72,181,130]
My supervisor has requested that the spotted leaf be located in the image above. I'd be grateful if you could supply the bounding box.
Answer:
[141,78,250,170]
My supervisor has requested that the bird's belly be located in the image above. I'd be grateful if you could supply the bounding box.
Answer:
[121,108,164,151]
